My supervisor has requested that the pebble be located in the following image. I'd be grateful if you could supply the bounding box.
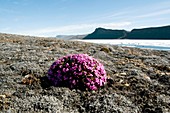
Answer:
[120,72,127,76]
[0,95,6,98]
[160,72,166,76]
[143,75,151,81]
[124,83,130,87]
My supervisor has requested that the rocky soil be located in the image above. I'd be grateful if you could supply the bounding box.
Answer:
[0,33,170,113]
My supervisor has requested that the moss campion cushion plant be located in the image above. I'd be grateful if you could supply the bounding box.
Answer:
[48,54,107,90]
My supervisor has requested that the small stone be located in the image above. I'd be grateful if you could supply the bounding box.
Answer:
[166,67,170,71]
[119,79,123,83]
[160,72,165,76]
[0,95,6,98]
[92,90,95,94]
[114,73,119,76]
[120,72,127,76]
[100,47,110,53]
[143,75,151,81]
[165,72,170,76]
[21,74,38,85]
[124,83,130,87]
[121,61,125,64]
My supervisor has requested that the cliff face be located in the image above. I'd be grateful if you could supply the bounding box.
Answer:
[127,26,170,39]
[84,25,170,39]
[84,28,127,39]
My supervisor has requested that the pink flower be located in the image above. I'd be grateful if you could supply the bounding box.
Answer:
[95,78,100,83]
[78,66,82,71]
[88,74,93,77]
[78,72,83,76]
[66,63,69,67]
[48,54,107,90]
[59,65,62,68]
[89,85,97,90]
[83,71,87,75]
[65,68,69,72]
[72,80,76,85]
[62,68,66,72]
[63,76,68,80]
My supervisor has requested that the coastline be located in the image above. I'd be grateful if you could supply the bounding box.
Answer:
[74,39,170,51]
[0,33,170,112]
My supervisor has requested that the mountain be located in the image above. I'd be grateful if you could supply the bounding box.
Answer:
[84,25,170,39]
[84,28,127,39]
[56,34,87,40]
[127,25,170,39]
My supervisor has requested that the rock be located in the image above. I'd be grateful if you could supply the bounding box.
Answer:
[21,74,39,85]
[0,95,6,98]
[124,83,130,87]
[120,72,127,76]
[100,47,110,53]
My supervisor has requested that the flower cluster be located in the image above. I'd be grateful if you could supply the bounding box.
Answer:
[48,54,107,90]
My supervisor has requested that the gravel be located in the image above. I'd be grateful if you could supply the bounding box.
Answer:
[0,33,170,113]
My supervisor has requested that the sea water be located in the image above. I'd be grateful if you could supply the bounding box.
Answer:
[75,39,170,51]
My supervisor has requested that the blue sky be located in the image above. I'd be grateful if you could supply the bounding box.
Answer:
[0,0,170,36]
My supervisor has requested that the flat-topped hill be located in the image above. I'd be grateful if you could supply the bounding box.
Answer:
[84,25,170,39]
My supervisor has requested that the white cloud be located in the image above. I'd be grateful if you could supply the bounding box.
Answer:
[136,8,170,18]
[19,22,131,37]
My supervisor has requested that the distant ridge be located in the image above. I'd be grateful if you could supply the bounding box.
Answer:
[84,25,170,39]
[84,28,127,39]
[56,34,87,40]
[127,25,170,39]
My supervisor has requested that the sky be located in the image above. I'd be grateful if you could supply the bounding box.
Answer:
[0,0,170,37]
